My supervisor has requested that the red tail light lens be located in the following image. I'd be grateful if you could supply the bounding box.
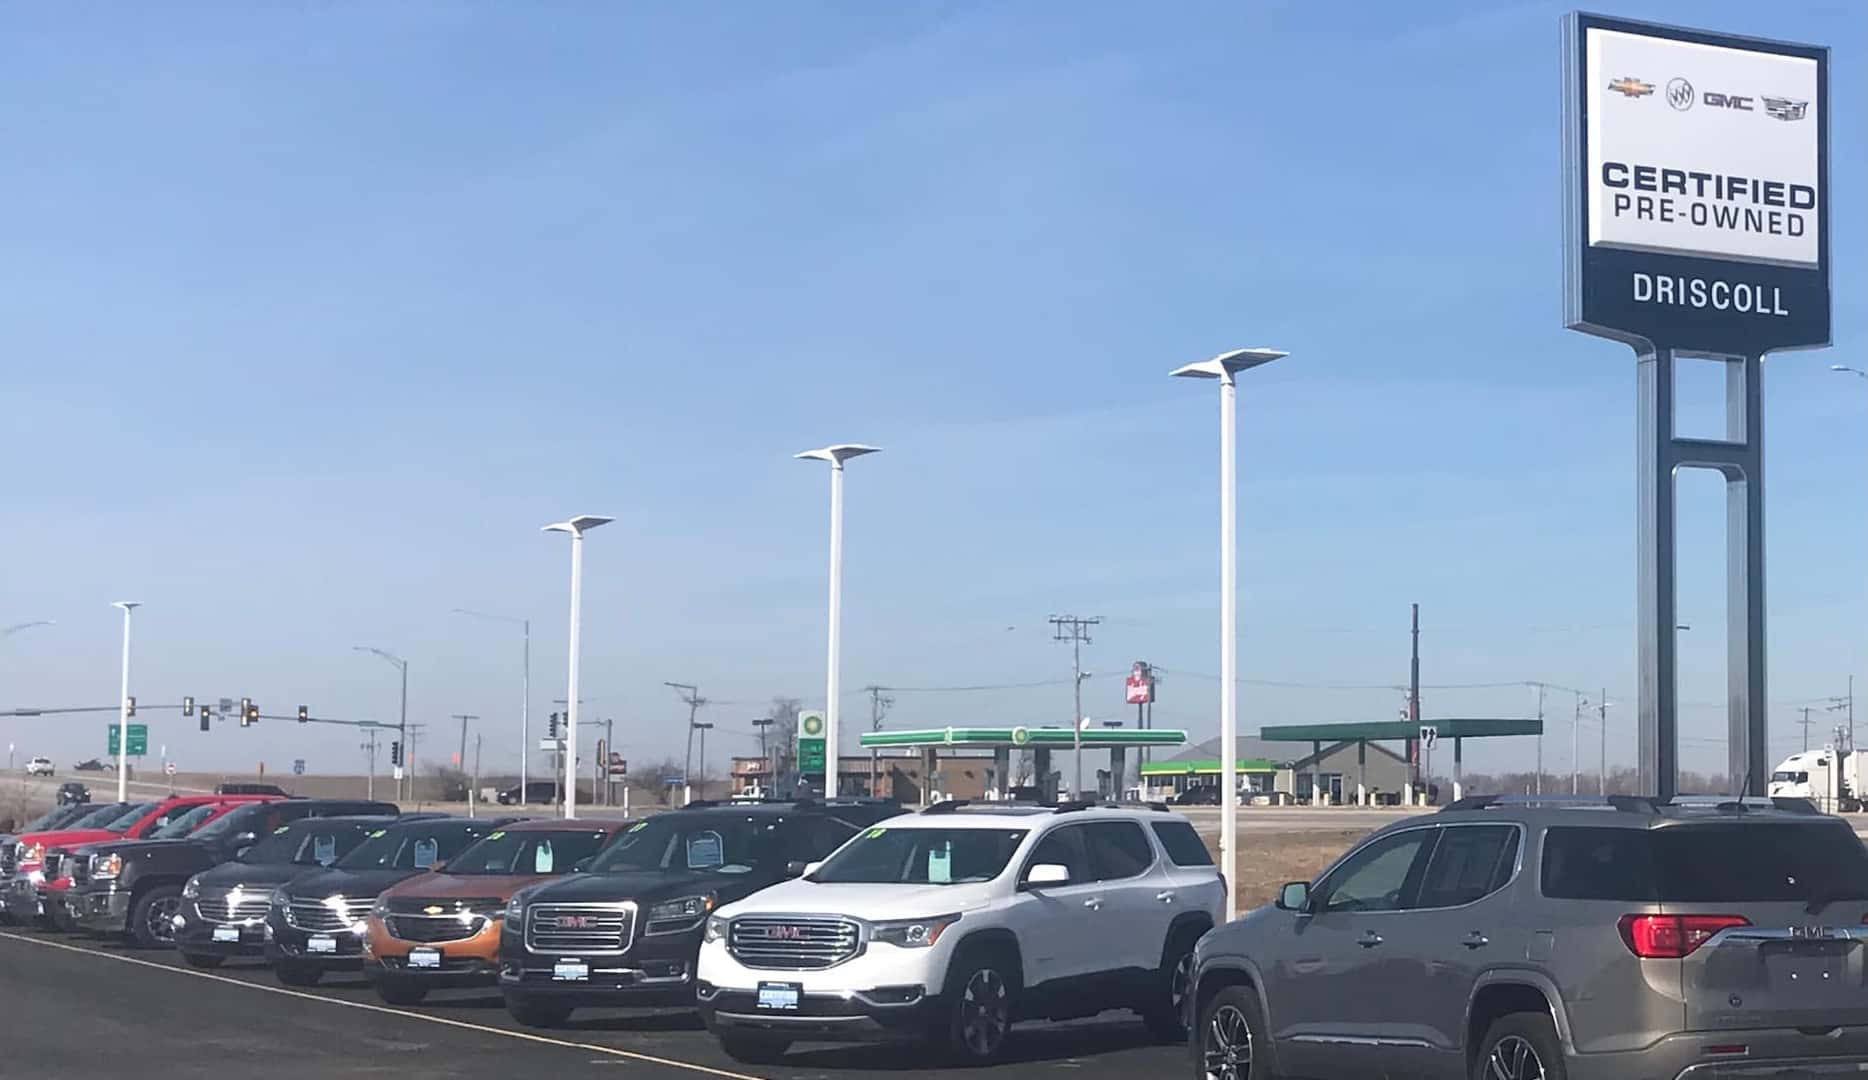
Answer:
[1618,914,1750,958]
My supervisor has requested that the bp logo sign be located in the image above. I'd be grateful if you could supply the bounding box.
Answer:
[1011,727,1031,747]
[799,712,825,738]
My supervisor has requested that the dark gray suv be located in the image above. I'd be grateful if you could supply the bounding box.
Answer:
[1188,795,1868,1080]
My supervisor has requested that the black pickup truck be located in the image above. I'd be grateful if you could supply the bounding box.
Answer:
[65,798,397,946]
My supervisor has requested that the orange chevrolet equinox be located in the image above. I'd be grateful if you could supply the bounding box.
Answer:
[363,817,630,1005]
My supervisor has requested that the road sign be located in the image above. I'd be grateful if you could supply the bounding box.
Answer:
[293,759,306,776]
[1419,725,1439,750]
[664,775,685,787]
[392,765,405,781]
[607,752,627,778]
[538,737,567,752]
[164,762,176,776]
[107,723,148,757]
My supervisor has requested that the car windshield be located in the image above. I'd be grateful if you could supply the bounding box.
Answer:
[149,804,220,839]
[445,828,618,875]
[101,802,157,832]
[187,804,257,841]
[1771,770,1808,783]
[810,827,1029,885]
[336,824,492,871]
[20,806,80,832]
[589,815,772,876]
[64,804,131,829]
[241,822,376,866]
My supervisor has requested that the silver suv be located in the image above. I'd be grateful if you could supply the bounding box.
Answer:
[1189,795,1868,1080]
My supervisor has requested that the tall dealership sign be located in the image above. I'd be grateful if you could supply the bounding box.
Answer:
[1563,13,1829,797]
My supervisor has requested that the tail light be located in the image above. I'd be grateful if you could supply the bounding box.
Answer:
[1618,914,1750,958]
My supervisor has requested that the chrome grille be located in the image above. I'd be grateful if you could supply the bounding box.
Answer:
[525,903,634,956]
[728,916,861,970]
[67,854,90,886]
[1,844,16,875]
[42,852,64,881]
[285,896,371,932]
[197,890,272,924]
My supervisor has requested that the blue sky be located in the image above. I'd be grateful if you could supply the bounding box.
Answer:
[2,0,1863,782]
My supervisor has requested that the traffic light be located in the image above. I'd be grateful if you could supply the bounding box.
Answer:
[390,740,403,767]
[240,698,257,727]
[182,696,195,718]
[199,708,211,733]
[548,712,560,738]
[297,705,309,724]
[125,695,136,717]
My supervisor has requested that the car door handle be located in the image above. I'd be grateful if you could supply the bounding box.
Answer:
[1154,891,1176,904]
[1357,931,1384,948]
[1083,898,1103,911]
[1462,932,1490,949]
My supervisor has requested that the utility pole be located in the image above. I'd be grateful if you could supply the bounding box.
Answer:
[450,714,477,775]
[1572,692,1583,796]
[1828,682,1855,755]
[603,716,614,805]
[753,717,774,796]
[666,682,706,791]
[471,733,482,817]
[693,721,715,799]
[1408,603,1422,791]
[1598,689,1608,795]
[1050,615,1102,799]
[863,685,893,796]
[1801,706,1816,752]
[406,723,425,802]
[1534,683,1546,795]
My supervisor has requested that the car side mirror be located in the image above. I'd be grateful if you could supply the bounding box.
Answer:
[784,860,821,878]
[1276,881,1311,912]
[428,861,447,873]
[1022,863,1071,890]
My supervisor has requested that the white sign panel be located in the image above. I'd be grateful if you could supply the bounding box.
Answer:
[1585,28,1819,268]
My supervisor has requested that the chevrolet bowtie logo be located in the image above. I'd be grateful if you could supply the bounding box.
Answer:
[1608,77,1654,98]
[423,905,445,915]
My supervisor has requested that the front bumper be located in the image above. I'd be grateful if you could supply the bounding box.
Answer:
[1570,1027,1868,1080]
[497,927,698,1007]
[367,917,504,988]
[66,884,132,933]
[265,915,368,970]
[4,875,47,922]
[174,914,269,957]
[692,935,947,1042]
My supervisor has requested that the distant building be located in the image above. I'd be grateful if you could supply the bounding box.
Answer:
[730,753,997,804]
[1145,735,1410,804]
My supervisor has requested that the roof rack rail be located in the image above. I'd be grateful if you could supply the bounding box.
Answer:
[921,799,972,814]
[1606,794,1660,813]
[1440,795,1501,813]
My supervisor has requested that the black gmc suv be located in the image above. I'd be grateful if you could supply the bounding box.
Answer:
[266,816,514,986]
[172,814,401,967]
[65,798,397,947]
[498,798,899,1028]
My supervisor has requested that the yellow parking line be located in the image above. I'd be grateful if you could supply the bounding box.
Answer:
[0,930,765,1080]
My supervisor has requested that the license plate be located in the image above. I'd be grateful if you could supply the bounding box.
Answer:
[757,982,802,1011]
[307,935,337,954]
[552,959,589,982]
[212,925,241,943]
[408,947,441,969]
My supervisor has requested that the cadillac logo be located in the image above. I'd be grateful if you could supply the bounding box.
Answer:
[765,924,804,940]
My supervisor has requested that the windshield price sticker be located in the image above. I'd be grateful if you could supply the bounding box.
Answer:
[866,828,886,839]
[686,831,724,870]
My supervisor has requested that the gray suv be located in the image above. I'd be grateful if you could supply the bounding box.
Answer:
[1188,795,1868,1080]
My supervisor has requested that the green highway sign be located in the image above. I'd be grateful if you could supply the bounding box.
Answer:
[107,723,149,757]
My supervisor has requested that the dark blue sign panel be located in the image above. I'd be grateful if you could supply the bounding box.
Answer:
[1563,13,1829,354]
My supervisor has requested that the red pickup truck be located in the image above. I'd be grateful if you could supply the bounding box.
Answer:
[2,795,278,927]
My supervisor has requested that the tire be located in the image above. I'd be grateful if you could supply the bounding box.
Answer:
[129,885,184,948]
[1471,1012,1566,1080]
[46,902,76,933]
[375,976,429,1006]
[1143,926,1203,1044]
[939,949,1017,1064]
[717,1034,793,1065]
[274,961,324,987]
[181,952,225,969]
[1194,985,1272,1080]
[504,993,573,1029]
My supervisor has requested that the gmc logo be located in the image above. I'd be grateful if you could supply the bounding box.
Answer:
[555,915,597,930]
[1704,92,1753,111]
[765,925,804,940]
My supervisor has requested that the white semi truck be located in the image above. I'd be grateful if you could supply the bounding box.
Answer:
[1767,747,1863,813]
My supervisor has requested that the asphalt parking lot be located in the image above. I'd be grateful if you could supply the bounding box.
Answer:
[0,926,1185,1080]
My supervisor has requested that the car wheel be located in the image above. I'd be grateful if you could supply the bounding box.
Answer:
[180,952,225,969]
[274,961,323,987]
[504,993,573,1028]
[129,885,183,948]
[1472,1013,1565,1080]
[1143,927,1203,1043]
[375,976,428,1006]
[46,902,76,932]
[717,1034,793,1065]
[941,951,1016,1064]
[1196,985,1270,1080]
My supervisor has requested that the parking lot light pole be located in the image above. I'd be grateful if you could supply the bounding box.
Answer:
[796,444,881,798]
[1174,347,1289,922]
[543,515,614,820]
[353,646,409,799]
[453,608,530,804]
[111,602,140,802]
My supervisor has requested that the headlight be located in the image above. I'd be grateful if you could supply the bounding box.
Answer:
[92,854,124,881]
[871,914,961,949]
[182,877,200,900]
[647,894,716,925]
[21,843,42,864]
[703,915,729,943]
[504,896,525,922]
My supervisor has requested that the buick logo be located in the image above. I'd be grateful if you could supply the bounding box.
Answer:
[765,925,804,940]
[556,915,597,929]
[1667,77,1695,111]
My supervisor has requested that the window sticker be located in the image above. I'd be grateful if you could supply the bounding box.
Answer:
[686,831,724,870]
[413,838,440,869]
[534,840,554,874]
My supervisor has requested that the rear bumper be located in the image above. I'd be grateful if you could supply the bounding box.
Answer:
[1570,1027,1868,1080]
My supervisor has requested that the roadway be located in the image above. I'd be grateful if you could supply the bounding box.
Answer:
[0,925,1179,1080]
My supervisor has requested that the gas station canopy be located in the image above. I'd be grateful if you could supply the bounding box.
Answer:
[1258,718,1542,742]
[859,726,1188,750]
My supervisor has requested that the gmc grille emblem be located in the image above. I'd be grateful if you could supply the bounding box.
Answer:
[556,915,597,930]
[766,925,803,940]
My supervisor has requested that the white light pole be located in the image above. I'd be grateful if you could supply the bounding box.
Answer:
[453,609,531,803]
[1173,347,1288,922]
[796,444,881,798]
[543,515,613,820]
[354,646,409,800]
[111,602,140,802]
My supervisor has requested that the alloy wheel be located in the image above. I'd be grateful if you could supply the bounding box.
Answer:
[146,896,181,943]
[1169,951,1195,1021]
[1202,1003,1253,1080]
[1485,1034,1546,1080]
[958,968,1009,1057]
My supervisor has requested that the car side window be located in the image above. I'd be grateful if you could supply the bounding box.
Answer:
[1084,821,1155,880]
[1026,825,1092,884]
[1313,828,1437,913]
[1415,825,1519,909]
